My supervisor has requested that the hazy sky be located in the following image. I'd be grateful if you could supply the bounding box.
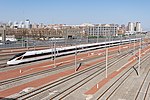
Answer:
[0,0,149,30]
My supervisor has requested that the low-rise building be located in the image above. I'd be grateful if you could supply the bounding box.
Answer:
[85,24,118,37]
[62,26,85,39]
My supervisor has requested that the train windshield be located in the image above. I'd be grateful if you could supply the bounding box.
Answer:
[9,52,26,61]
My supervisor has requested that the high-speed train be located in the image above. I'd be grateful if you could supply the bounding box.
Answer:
[7,38,140,65]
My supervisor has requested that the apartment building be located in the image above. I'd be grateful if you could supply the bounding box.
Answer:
[86,24,118,37]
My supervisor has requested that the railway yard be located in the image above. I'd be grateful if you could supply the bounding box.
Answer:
[0,38,150,100]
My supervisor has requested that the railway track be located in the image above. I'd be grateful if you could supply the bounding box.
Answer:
[0,45,119,70]
[0,43,137,70]
[96,53,150,100]
[144,82,150,100]
[0,57,11,61]
[0,43,103,57]
[0,63,7,68]
[0,49,128,87]
[15,51,130,100]
[0,56,14,68]
[49,54,128,100]
[134,61,150,100]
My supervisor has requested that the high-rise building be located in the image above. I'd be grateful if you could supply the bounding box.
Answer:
[38,23,45,28]
[13,21,19,29]
[8,21,13,26]
[32,23,38,28]
[127,22,142,32]
[135,22,142,32]
[25,19,30,28]
[128,22,134,32]
[18,21,25,28]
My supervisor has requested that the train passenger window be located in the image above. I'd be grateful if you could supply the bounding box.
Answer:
[23,55,33,59]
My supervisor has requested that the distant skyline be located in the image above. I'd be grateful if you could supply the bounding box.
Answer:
[0,0,150,30]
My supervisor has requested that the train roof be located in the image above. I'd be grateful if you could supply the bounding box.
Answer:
[23,38,140,56]
[24,49,53,56]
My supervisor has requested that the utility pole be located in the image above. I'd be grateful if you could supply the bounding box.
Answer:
[86,35,89,43]
[138,46,141,76]
[106,47,108,78]
[75,45,77,72]
[134,35,136,53]
[34,40,35,50]
[27,36,29,50]
[138,36,142,76]
[54,39,56,68]
[105,30,109,78]
[65,29,68,46]
[22,36,24,47]
[97,27,99,43]
[119,35,122,54]
[27,30,30,50]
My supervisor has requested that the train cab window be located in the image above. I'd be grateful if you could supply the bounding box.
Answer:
[16,56,22,60]
[9,52,25,61]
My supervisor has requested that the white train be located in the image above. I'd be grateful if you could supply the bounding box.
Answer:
[7,38,140,65]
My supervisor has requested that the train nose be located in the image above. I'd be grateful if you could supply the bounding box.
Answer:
[7,61,15,65]
[7,61,12,65]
